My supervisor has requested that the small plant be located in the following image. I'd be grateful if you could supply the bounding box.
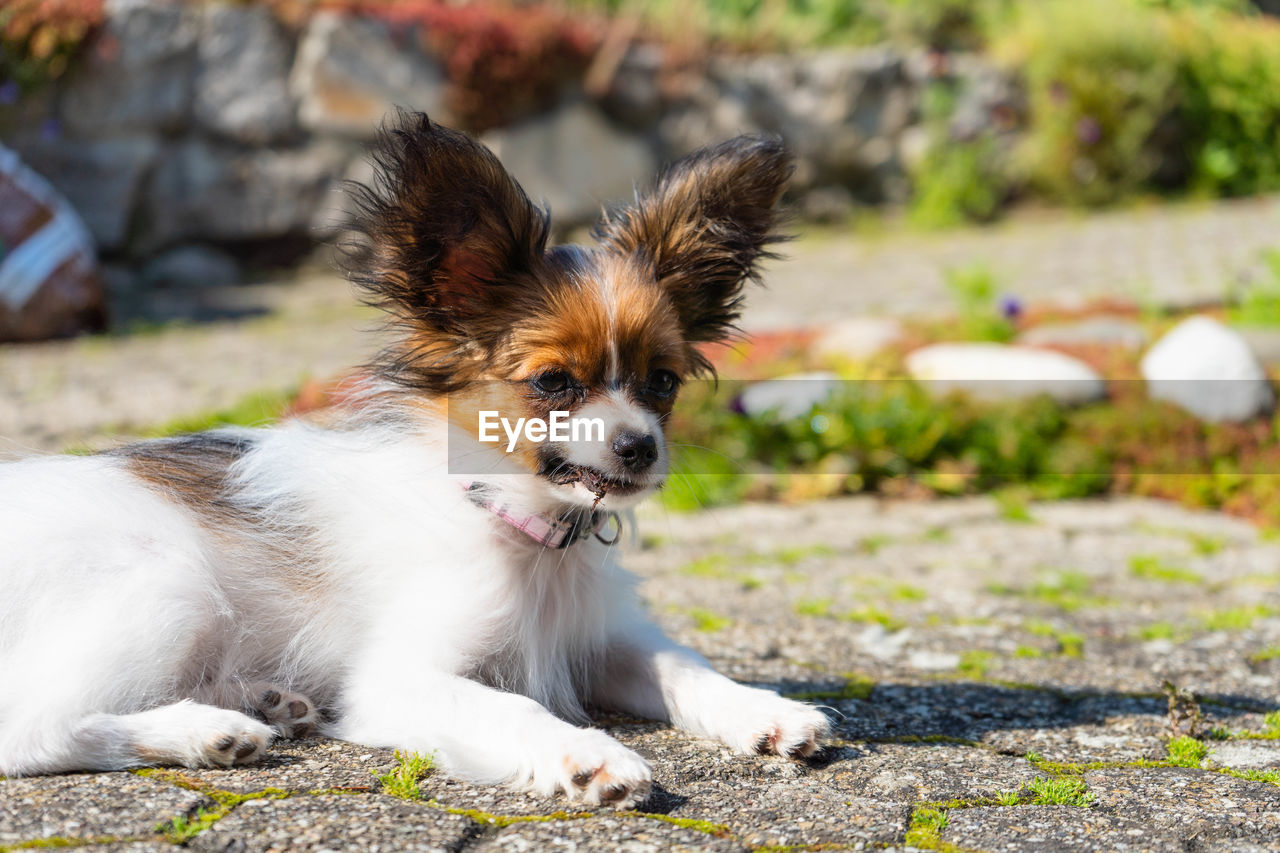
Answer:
[1024,776,1095,806]
[1200,605,1278,631]
[943,263,1017,343]
[795,598,834,618]
[1055,631,1085,658]
[1263,710,1280,737]
[958,650,994,678]
[995,489,1035,523]
[1164,680,1203,737]
[1250,647,1280,664]
[679,554,732,578]
[786,673,877,702]
[1166,735,1209,767]
[904,806,950,848]
[842,605,902,630]
[1188,532,1228,556]
[1138,621,1180,641]
[688,608,730,633]
[1229,250,1280,328]
[376,750,434,800]
[1129,554,1202,584]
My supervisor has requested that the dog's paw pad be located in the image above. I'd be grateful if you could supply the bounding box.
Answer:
[203,721,271,767]
[248,683,318,739]
[727,694,830,759]
[556,733,652,810]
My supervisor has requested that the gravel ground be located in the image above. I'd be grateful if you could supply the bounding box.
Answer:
[4,496,1280,852]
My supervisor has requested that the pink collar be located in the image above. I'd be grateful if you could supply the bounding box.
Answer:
[462,482,620,549]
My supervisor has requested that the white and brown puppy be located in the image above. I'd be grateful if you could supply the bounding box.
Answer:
[0,113,829,808]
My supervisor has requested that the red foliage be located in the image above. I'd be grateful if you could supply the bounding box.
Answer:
[0,0,104,85]
[275,0,605,132]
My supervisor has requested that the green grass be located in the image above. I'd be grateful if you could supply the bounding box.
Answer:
[842,605,902,629]
[795,598,833,618]
[889,583,927,602]
[992,570,1108,613]
[679,555,732,578]
[958,650,995,678]
[785,672,877,702]
[1166,736,1210,768]
[1024,776,1095,806]
[144,387,297,437]
[1252,647,1280,663]
[1128,555,1203,584]
[1188,533,1228,556]
[858,534,894,555]
[1137,621,1181,641]
[376,750,434,801]
[1200,605,1279,631]
[904,806,950,849]
[688,608,731,632]
[995,489,1035,523]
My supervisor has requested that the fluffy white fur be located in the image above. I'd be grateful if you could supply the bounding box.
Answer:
[0,406,828,807]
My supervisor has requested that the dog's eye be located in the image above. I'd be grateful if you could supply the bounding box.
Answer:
[646,369,678,398]
[532,370,573,395]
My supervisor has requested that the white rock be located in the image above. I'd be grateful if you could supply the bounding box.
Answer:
[142,139,352,249]
[195,4,296,144]
[813,316,903,362]
[59,0,200,135]
[484,102,656,227]
[736,371,840,420]
[1140,315,1274,422]
[291,12,446,138]
[905,343,1106,405]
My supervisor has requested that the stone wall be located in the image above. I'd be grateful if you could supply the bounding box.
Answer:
[0,0,1016,287]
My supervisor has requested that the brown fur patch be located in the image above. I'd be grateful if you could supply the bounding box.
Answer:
[113,432,255,522]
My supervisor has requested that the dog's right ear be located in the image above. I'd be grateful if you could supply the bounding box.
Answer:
[343,111,550,391]
[594,136,792,356]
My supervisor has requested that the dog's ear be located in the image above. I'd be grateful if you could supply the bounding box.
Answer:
[343,111,549,390]
[594,136,792,349]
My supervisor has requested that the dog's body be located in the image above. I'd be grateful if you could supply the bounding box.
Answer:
[0,115,828,807]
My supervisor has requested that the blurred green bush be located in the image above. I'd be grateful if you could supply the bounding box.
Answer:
[924,0,1280,221]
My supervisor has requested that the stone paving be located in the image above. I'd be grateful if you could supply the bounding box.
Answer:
[4,200,1280,850]
[3,496,1280,851]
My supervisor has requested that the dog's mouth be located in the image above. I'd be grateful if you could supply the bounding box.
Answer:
[544,463,647,501]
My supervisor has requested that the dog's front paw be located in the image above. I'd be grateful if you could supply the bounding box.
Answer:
[199,711,274,767]
[542,729,652,809]
[718,691,830,758]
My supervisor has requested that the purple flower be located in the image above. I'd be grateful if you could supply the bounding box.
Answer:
[0,81,18,106]
[39,117,61,142]
[1075,116,1102,146]
[999,295,1023,321]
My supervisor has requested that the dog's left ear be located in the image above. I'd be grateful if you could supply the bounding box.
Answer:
[594,136,793,348]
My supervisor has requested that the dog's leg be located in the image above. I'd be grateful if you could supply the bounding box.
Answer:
[591,618,830,758]
[244,681,318,739]
[0,701,273,775]
[336,671,651,808]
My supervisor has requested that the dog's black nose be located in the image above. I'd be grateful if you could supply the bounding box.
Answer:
[612,431,658,472]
